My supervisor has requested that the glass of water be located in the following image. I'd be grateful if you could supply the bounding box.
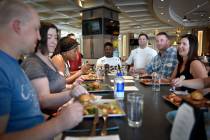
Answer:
[152,72,160,92]
[127,92,144,128]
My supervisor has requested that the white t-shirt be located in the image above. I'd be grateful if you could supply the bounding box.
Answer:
[96,56,122,67]
[126,47,157,70]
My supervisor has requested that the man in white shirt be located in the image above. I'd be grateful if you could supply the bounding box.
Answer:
[96,42,121,68]
[125,33,157,73]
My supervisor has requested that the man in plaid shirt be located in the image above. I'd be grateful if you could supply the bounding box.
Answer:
[144,32,178,78]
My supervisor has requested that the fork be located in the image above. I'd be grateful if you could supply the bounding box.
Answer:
[100,113,108,136]
[90,109,99,136]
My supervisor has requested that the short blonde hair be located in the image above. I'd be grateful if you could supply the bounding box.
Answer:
[0,0,32,27]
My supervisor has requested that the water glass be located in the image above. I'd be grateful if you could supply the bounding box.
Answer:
[152,73,160,92]
[122,65,128,76]
[127,92,144,127]
[96,67,104,80]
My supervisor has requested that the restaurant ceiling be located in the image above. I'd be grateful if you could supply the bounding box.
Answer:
[23,0,210,36]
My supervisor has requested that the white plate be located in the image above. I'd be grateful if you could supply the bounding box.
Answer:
[174,91,189,95]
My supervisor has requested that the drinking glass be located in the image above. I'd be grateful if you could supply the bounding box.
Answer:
[152,73,160,92]
[127,92,144,127]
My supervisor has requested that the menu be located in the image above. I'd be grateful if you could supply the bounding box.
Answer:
[170,103,195,140]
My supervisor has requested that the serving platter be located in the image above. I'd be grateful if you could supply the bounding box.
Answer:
[82,73,103,81]
[83,99,125,118]
[162,93,182,107]
[139,79,170,86]
[82,82,113,93]
[163,93,210,108]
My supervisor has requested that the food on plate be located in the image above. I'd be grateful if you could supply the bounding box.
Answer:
[83,101,124,116]
[79,94,96,104]
[141,79,152,84]
[191,91,203,101]
[84,81,102,90]
[166,93,182,105]
[83,73,97,80]
[140,79,169,85]
[91,81,101,89]
[160,79,170,84]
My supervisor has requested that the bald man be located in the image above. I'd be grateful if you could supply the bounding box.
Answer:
[0,0,83,139]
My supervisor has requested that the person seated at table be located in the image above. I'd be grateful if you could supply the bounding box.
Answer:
[51,37,90,84]
[166,34,208,125]
[125,33,157,74]
[140,32,178,78]
[170,34,208,91]
[22,22,88,114]
[67,33,83,72]
[0,0,83,139]
[96,42,121,70]
[171,77,210,138]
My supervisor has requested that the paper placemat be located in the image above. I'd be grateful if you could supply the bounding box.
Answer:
[64,135,120,140]
[122,76,134,80]
[110,79,134,83]
[108,73,116,76]
[111,86,139,91]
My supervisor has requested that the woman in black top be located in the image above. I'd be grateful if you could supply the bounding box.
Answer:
[170,34,208,92]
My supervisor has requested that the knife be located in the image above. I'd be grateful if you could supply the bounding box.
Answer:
[90,109,99,136]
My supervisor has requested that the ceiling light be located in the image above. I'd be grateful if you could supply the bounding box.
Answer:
[78,0,84,7]
[160,0,164,2]
[208,16,210,19]
[183,16,188,22]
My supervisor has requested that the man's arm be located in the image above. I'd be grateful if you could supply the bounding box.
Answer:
[125,50,133,65]
[0,102,83,140]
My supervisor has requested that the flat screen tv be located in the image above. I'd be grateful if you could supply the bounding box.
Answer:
[103,18,119,35]
[82,18,102,35]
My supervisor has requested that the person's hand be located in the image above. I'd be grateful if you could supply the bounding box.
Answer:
[71,85,89,97]
[81,64,90,74]
[129,66,135,75]
[139,69,146,75]
[56,101,84,130]
[73,76,84,87]
[171,75,185,87]
[171,78,183,87]
[121,56,127,62]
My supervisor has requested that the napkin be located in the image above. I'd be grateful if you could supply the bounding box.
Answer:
[122,76,134,80]
[174,91,189,95]
[108,73,117,76]
[111,86,139,91]
[110,79,134,83]
[64,135,120,140]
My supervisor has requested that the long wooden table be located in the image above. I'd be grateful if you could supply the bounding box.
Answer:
[62,75,175,140]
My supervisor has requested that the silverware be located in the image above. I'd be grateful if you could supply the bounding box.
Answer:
[90,109,99,136]
[100,113,108,136]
